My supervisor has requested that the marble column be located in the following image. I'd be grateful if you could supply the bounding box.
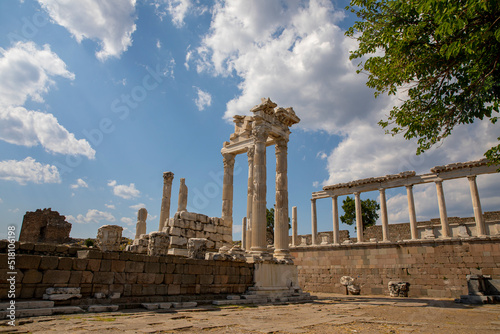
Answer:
[158,172,174,231]
[221,153,235,230]
[311,199,318,245]
[379,188,389,242]
[406,185,418,239]
[251,125,269,253]
[246,147,254,249]
[242,217,247,250]
[332,196,340,245]
[354,192,364,243]
[292,206,298,246]
[435,180,450,238]
[468,175,486,236]
[274,139,290,259]
[177,178,188,212]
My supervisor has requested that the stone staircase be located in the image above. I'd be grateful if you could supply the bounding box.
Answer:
[212,287,316,306]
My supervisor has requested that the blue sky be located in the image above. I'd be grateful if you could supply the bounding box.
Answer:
[1,0,499,241]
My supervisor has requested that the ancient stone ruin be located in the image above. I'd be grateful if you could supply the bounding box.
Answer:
[19,208,72,244]
[95,225,123,252]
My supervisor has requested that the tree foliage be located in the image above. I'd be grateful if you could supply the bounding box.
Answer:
[340,196,380,230]
[266,207,291,244]
[346,0,500,164]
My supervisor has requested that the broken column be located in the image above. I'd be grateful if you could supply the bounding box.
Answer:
[177,178,188,212]
[388,281,411,297]
[159,171,174,231]
[96,225,123,252]
[135,208,147,240]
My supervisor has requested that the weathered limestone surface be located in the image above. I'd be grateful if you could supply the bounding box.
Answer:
[177,178,188,212]
[388,281,410,297]
[20,208,72,244]
[148,232,169,256]
[159,171,174,231]
[135,208,148,240]
[126,234,149,253]
[96,225,123,252]
[187,238,208,259]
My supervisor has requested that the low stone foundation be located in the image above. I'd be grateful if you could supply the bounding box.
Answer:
[0,241,254,301]
[291,236,500,299]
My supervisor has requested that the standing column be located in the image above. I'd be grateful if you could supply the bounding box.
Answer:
[251,125,269,253]
[311,199,318,245]
[291,206,298,246]
[379,188,389,242]
[246,147,254,249]
[332,196,340,245]
[158,171,174,231]
[274,139,290,259]
[435,180,450,238]
[241,217,247,250]
[468,175,486,236]
[406,185,418,239]
[354,192,364,243]
[221,153,235,231]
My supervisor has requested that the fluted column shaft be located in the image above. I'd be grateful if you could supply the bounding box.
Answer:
[251,125,269,253]
[159,172,174,231]
[246,147,254,249]
[241,217,247,250]
[274,139,290,258]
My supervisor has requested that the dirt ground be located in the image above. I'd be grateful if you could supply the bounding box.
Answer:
[2,293,500,334]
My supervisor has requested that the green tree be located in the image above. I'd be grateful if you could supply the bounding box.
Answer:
[266,207,291,244]
[340,196,380,230]
[346,0,500,165]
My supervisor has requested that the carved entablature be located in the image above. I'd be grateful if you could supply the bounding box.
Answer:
[323,171,416,191]
[430,159,489,173]
[221,98,300,156]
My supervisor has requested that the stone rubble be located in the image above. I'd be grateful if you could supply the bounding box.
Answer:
[388,281,411,297]
[96,225,123,252]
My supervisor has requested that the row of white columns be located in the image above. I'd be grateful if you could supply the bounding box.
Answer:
[309,175,487,244]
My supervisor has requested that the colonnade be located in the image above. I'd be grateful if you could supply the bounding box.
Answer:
[310,160,498,244]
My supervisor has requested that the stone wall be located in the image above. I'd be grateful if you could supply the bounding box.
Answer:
[0,241,254,301]
[19,209,71,244]
[164,211,232,255]
[291,236,500,298]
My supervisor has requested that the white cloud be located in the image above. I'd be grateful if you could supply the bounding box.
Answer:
[316,151,327,160]
[148,214,157,221]
[70,178,88,189]
[156,39,161,49]
[0,41,74,107]
[0,198,2,203]
[105,203,116,210]
[129,203,146,211]
[0,157,61,185]
[152,0,207,27]
[108,180,140,199]
[9,208,20,213]
[121,217,134,226]
[0,42,95,159]
[67,209,116,224]
[38,0,137,61]
[194,87,212,111]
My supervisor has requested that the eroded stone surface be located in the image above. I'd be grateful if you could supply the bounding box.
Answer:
[187,238,207,259]
[147,232,169,256]
[96,225,123,252]
[19,208,72,244]
[388,281,411,297]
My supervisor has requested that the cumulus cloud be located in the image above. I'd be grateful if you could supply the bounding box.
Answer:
[67,209,116,224]
[129,203,146,210]
[0,157,61,185]
[194,87,212,111]
[108,180,140,199]
[121,217,134,226]
[70,178,88,189]
[38,0,137,61]
[152,0,207,27]
[0,42,95,159]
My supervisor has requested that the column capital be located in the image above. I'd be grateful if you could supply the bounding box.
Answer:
[252,124,270,143]
[435,179,443,184]
[331,194,338,199]
[353,191,360,196]
[311,198,316,203]
[467,175,477,181]
[222,153,235,168]
[405,184,413,190]
[163,171,174,183]
[275,138,288,152]
[378,187,385,192]
[247,146,255,160]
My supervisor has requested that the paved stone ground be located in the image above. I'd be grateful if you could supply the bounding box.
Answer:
[2,293,500,333]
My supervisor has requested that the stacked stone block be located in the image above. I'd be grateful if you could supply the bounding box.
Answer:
[0,241,253,301]
[164,211,232,252]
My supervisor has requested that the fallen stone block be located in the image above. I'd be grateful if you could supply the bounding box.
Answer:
[226,295,241,300]
[171,302,197,308]
[142,303,159,310]
[0,301,54,310]
[46,287,81,295]
[0,308,53,319]
[51,306,85,315]
[43,293,82,301]
[159,302,172,309]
